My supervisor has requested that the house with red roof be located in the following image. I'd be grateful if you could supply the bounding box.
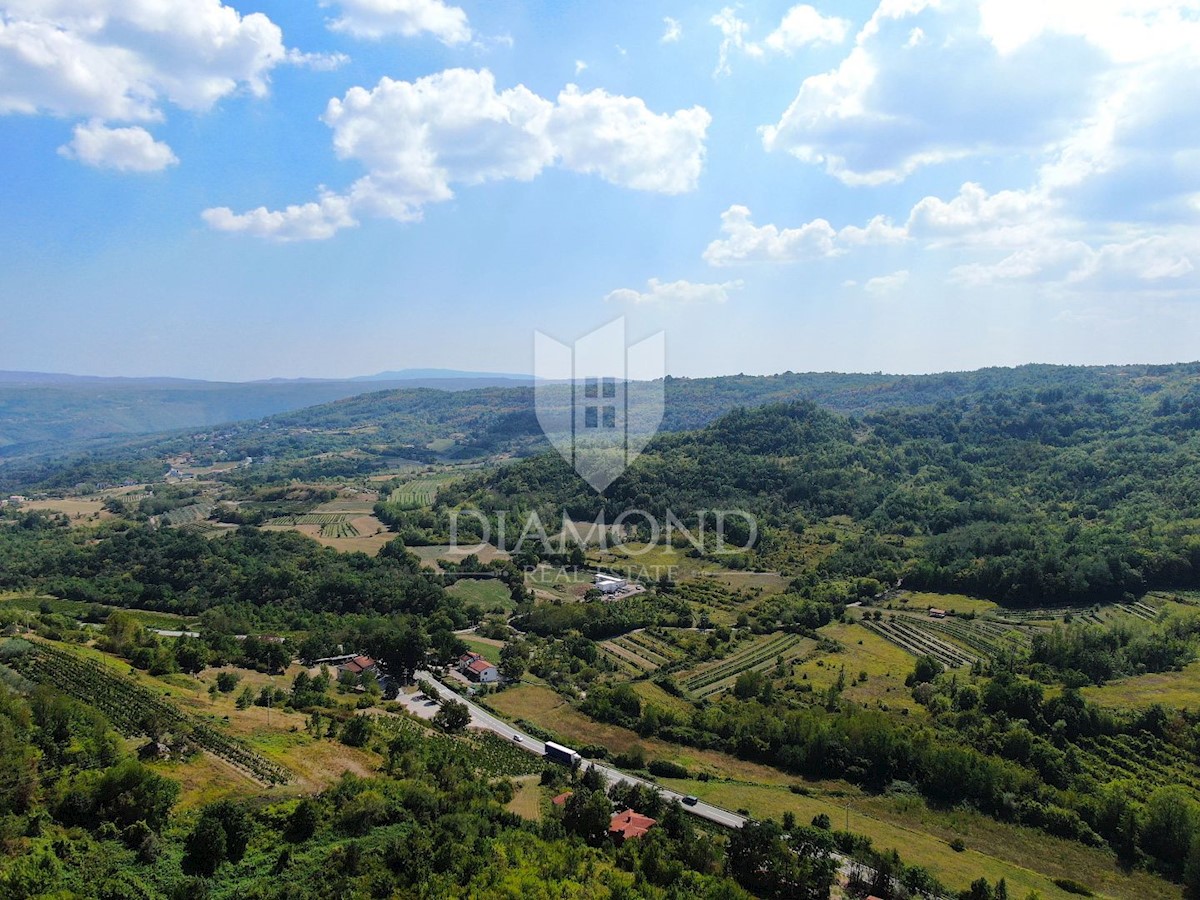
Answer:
[457,651,499,684]
[609,810,656,842]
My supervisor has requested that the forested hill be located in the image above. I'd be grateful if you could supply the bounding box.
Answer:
[450,383,1200,608]
[5,361,1200,494]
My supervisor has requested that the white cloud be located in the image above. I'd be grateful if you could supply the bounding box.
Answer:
[574,60,587,75]
[760,0,1105,184]
[0,0,292,122]
[703,204,905,266]
[764,5,851,53]
[605,277,743,305]
[206,69,711,240]
[322,0,471,45]
[714,4,848,75]
[661,17,683,43]
[548,85,711,195]
[864,269,909,294]
[711,7,762,76]
[202,192,357,242]
[58,121,178,172]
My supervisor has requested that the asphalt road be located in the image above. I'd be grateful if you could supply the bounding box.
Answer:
[410,672,938,897]
[416,670,748,830]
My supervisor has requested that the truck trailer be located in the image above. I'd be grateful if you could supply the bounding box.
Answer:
[543,741,582,766]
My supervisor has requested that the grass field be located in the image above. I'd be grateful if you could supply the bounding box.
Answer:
[892,591,1000,616]
[797,621,927,714]
[411,544,510,570]
[654,779,1173,900]
[505,775,543,821]
[1083,659,1200,710]
[486,683,794,785]
[459,635,503,664]
[17,497,115,521]
[447,578,515,612]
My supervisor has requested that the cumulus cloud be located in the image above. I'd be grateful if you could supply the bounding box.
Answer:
[605,278,743,305]
[760,1,1106,184]
[703,204,905,266]
[661,17,682,43]
[321,0,471,45]
[764,5,850,53]
[713,4,848,76]
[58,121,178,172]
[206,69,711,240]
[0,0,293,122]
[863,270,909,295]
[202,192,357,242]
[762,0,1200,190]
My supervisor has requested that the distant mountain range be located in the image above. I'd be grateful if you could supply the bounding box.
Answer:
[0,368,533,459]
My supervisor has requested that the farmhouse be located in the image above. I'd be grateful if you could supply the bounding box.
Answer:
[609,810,656,842]
[928,607,947,619]
[338,655,378,677]
[458,652,500,684]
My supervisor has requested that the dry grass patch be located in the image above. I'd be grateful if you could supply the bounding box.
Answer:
[505,775,543,821]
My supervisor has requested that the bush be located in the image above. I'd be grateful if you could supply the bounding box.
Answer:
[1053,878,1093,896]
[950,838,966,852]
[647,759,689,779]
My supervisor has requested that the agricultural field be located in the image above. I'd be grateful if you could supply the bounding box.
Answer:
[677,632,811,699]
[599,630,683,674]
[410,543,510,570]
[891,591,1000,616]
[652,778,1173,900]
[13,496,115,522]
[262,511,391,554]
[861,615,977,669]
[1082,658,1200,710]
[3,638,291,785]
[798,621,928,713]
[387,472,460,509]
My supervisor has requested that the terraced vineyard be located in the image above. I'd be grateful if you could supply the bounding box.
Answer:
[600,630,683,673]
[162,502,215,526]
[389,476,455,510]
[265,512,350,526]
[1076,733,1200,803]
[4,639,291,785]
[679,632,807,698]
[896,614,1029,660]
[320,519,360,538]
[862,617,976,669]
[669,578,751,613]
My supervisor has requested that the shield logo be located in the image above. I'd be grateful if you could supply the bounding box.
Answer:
[534,318,665,494]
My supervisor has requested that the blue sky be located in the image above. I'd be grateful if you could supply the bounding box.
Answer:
[1,0,1198,380]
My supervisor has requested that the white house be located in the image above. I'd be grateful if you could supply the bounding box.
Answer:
[594,573,628,595]
[458,652,500,684]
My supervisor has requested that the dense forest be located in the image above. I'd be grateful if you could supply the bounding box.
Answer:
[7,362,1200,494]
[449,376,1200,607]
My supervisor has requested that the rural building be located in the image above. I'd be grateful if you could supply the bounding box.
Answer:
[338,655,378,677]
[465,657,500,683]
[609,810,656,841]
[928,608,947,619]
[594,573,628,595]
[551,791,573,807]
